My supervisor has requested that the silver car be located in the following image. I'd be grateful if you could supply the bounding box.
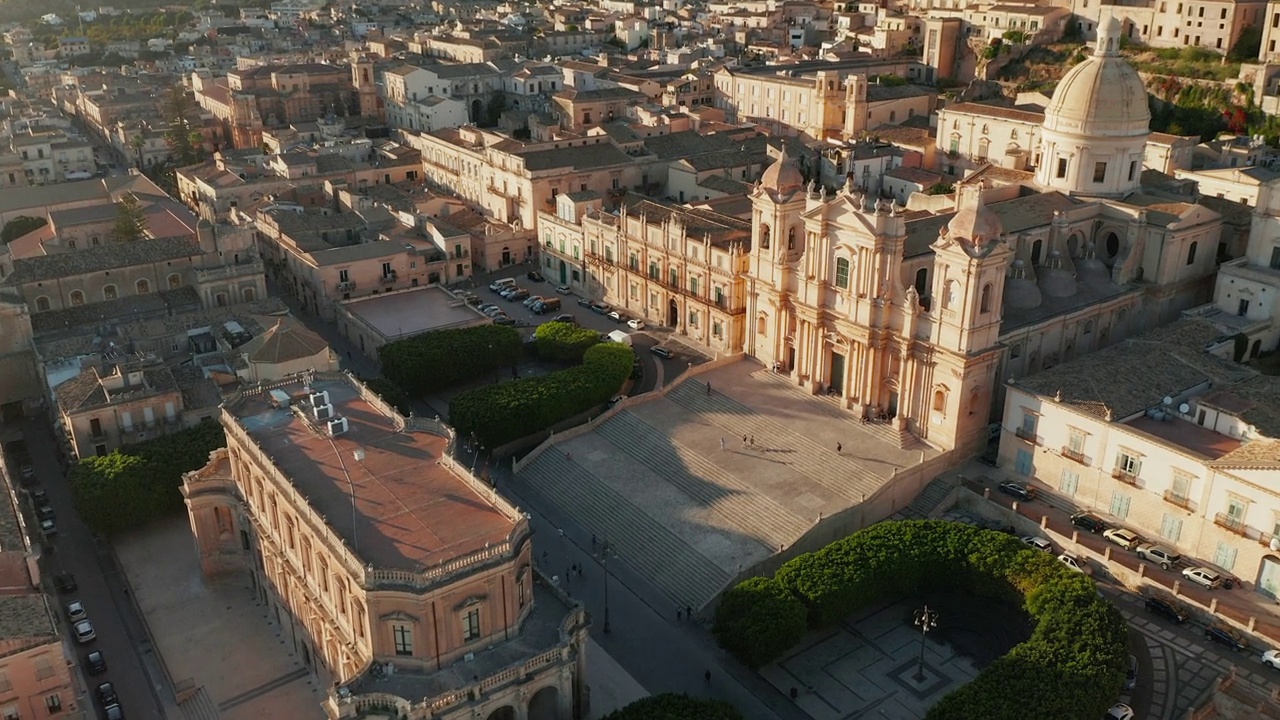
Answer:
[1135,543,1181,570]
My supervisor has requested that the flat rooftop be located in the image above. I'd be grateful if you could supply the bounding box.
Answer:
[1125,415,1242,460]
[230,376,515,571]
[342,286,486,342]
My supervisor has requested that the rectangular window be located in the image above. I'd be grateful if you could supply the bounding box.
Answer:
[1116,451,1141,476]
[1110,490,1131,519]
[1226,497,1248,523]
[1128,160,1137,181]
[1171,472,1192,500]
[1160,514,1183,543]
[45,694,61,712]
[339,269,349,283]
[630,254,639,271]
[1092,161,1107,183]
[690,277,699,295]
[1020,411,1037,435]
[713,320,723,338]
[463,609,481,641]
[1056,158,1068,178]
[648,262,658,280]
[1059,468,1079,496]
[1214,541,1238,570]
[393,624,413,656]
[689,311,699,328]
[669,268,678,287]
[1067,428,1086,454]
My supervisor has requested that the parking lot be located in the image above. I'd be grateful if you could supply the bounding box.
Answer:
[460,268,704,394]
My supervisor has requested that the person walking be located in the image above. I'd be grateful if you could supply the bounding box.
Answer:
[686,604,693,620]
[749,435,754,447]
[706,381,712,396]
[704,669,711,685]
[741,434,748,448]
[720,437,726,451]
[676,607,683,621]
[836,442,843,453]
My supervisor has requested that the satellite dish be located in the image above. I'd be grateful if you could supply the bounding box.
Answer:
[1162,396,1173,406]
[1179,403,1191,414]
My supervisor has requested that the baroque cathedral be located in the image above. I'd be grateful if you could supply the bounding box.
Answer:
[743,17,1228,453]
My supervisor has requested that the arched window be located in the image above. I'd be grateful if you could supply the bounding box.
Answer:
[1117,308,1128,332]
[756,315,767,335]
[968,389,982,416]
[914,267,929,299]
[215,292,228,307]
[760,224,771,250]
[932,388,947,414]
[980,283,993,313]
[1031,239,1044,265]
[1186,241,1198,266]
[787,227,796,250]
[889,110,896,122]
[103,284,117,301]
[136,279,150,295]
[1104,232,1120,259]
[1010,128,1019,140]
[835,258,850,289]
[243,287,256,302]
[69,290,85,306]
[35,296,50,312]
[1083,319,1094,335]
[168,273,181,289]
[981,124,989,135]
[91,236,100,247]
[1009,343,1022,359]
[944,280,958,309]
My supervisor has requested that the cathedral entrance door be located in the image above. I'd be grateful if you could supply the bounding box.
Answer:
[887,390,899,416]
[668,298,679,327]
[829,352,845,394]
[787,347,796,372]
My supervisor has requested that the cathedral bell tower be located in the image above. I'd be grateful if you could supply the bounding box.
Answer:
[747,143,808,365]
[926,182,1013,451]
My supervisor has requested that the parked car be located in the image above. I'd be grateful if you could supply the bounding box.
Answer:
[576,297,592,307]
[527,270,545,282]
[523,295,544,308]
[84,650,107,675]
[18,463,34,483]
[1070,512,1107,534]
[104,704,124,720]
[1103,528,1143,551]
[1143,595,1189,624]
[1105,703,1135,720]
[650,346,674,359]
[1263,649,1280,669]
[606,310,624,323]
[493,315,516,326]
[1057,553,1087,573]
[627,318,645,330]
[66,601,87,622]
[1204,623,1248,652]
[74,620,96,644]
[552,314,577,325]
[997,481,1035,501]
[53,573,76,594]
[507,289,531,301]
[1123,654,1138,691]
[40,518,56,537]
[95,681,117,706]
[1135,543,1182,570]
[36,503,55,521]
[1182,566,1223,589]
[589,302,610,315]
[555,285,572,295]
[1020,536,1053,552]
[482,306,505,317]
[489,279,516,292]
[475,303,497,313]
[533,298,561,314]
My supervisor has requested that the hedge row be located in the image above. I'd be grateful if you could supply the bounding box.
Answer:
[714,520,1129,720]
[533,320,601,363]
[378,325,521,396]
[70,421,226,536]
[449,342,632,448]
[600,694,743,720]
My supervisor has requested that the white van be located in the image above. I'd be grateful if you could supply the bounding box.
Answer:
[489,277,517,292]
[606,330,632,346]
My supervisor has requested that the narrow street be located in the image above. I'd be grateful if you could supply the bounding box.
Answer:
[19,416,176,720]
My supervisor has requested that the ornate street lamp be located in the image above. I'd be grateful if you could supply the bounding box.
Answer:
[913,605,938,682]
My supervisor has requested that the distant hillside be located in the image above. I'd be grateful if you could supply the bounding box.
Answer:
[0,0,266,26]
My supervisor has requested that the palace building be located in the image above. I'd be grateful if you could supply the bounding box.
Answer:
[182,372,587,720]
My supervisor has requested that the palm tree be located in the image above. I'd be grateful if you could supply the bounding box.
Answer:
[129,133,145,170]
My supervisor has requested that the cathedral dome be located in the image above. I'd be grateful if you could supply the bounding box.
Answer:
[1075,243,1112,287]
[1043,16,1150,139]
[759,143,804,200]
[1037,250,1078,298]
[1004,260,1042,310]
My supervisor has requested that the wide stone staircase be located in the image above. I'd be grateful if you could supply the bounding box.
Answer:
[665,381,883,501]
[595,411,811,549]
[518,448,733,611]
[178,686,220,720]
[752,369,923,450]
